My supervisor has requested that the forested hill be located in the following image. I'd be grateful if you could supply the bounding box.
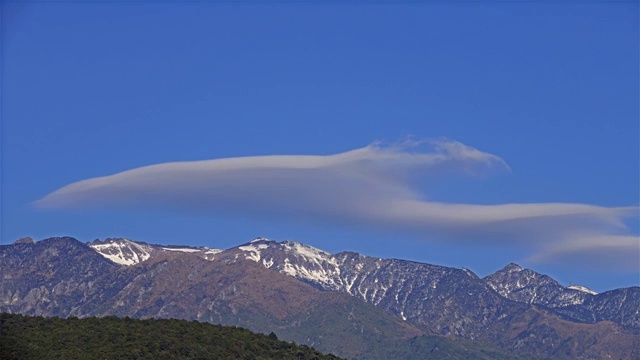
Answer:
[0,313,343,360]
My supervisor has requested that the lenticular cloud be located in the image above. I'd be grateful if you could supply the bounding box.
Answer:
[34,138,639,270]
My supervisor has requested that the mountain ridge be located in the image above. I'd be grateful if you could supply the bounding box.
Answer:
[1,236,533,360]
[2,236,638,359]
[25,235,640,332]
[81,235,631,294]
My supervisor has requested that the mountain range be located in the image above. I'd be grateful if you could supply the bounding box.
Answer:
[1,236,638,359]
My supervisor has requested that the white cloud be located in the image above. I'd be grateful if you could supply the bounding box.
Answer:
[34,139,638,269]
[527,234,639,271]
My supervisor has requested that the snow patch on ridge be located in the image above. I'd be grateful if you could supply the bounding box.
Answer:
[238,243,269,262]
[162,247,201,253]
[567,285,598,295]
[263,258,274,268]
[285,241,335,265]
[276,241,345,289]
[90,239,152,266]
[90,238,223,264]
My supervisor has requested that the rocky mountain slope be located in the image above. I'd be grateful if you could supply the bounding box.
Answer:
[226,238,639,334]
[484,263,640,333]
[2,236,639,359]
[1,237,526,360]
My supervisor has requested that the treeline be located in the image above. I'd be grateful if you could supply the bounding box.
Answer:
[0,313,343,360]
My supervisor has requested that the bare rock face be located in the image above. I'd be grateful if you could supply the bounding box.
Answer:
[1,237,125,317]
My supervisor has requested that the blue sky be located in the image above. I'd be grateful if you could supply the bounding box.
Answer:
[2,2,638,292]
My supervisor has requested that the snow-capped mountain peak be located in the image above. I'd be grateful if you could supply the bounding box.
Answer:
[227,239,343,290]
[89,238,153,266]
[234,239,335,264]
[250,237,272,243]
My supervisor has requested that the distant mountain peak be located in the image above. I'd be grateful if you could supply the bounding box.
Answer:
[250,237,273,243]
[501,263,524,273]
[484,262,597,308]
